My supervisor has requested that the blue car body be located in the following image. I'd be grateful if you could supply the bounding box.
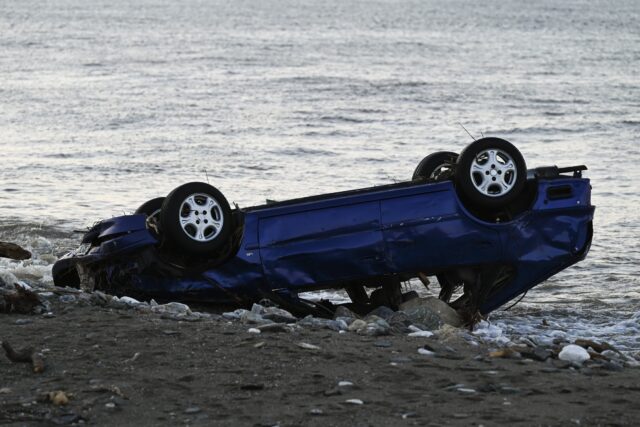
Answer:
[56,171,593,315]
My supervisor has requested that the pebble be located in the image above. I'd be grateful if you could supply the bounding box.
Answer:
[297,342,320,350]
[105,402,116,409]
[347,319,366,332]
[309,408,324,416]
[251,303,265,314]
[418,348,436,356]
[323,387,342,396]
[184,407,201,414]
[59,294,77,304]
[15,319,33,325]
[374,340,392,348]
[600,361,624,372]
[457,388,476,394]
[0,387,11,394]
[334,306,358,320]
[247,328,261,334]
[222,309,246,320]
[240,311,271,325]
[520,347,552,362]
[559,344,590,364]
[262,307,297,324]
[390,356,411,364]
[345,399,364,405]
[158,302,191,315]
[338,381,353,387]
[49,391,69,406]
[366,306,395,321]
[298,316,344,331]
[408,330,434,338]
[119,296,141,306]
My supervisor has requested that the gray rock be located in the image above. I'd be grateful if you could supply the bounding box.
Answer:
[184,407,202,414]
[15,319,32,325]
[363,317,391,336]
[240,311,270,324]
[262,307,297,324]
[250,303,265,315]
[366,306,395,321]
[76,292,93,305]
[298,315,343,331]
[334,306,358,321]
[387,311,413,333]
[521,347,552,362]
[335,316,355,327]
[222,309,247,320]
[107,299,128,310]
[348,319,367,332]
[90,291,110,306]
[59,294,77,304]
[160,302,191,315]
[334,319,349,331]
[402,306,443,331]
[399,297,462,328]
[599,360,624,371]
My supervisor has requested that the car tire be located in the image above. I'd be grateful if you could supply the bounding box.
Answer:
[135,197,165,221]
[160,182,233,255]
[412,151,459,181]
[455,137,527,209]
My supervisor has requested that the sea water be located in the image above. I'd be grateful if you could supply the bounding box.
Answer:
[1,0,639,351]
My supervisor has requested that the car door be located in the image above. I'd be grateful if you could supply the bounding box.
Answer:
[380,185,502,272]
[258,201,386,287]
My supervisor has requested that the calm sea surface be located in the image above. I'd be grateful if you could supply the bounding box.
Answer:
[1,0,639,350]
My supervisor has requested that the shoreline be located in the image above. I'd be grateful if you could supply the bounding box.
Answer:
[2,294,640,426]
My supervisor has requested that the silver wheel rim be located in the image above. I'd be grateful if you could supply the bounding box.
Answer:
[469,149,517,197]
[178,193,224,242]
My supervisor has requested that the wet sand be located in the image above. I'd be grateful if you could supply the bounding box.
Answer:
[2,302,640,426]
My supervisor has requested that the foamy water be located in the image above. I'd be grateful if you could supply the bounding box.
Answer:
[1,0,639,351]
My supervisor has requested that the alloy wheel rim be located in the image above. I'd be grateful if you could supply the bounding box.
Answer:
[469,149,517,197]
[178,193,223,242]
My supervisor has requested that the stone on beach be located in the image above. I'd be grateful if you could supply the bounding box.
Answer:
[399,296,462,329]
[558,344,591,364]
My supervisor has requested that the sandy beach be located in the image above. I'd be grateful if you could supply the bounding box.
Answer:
[2,296,640,427]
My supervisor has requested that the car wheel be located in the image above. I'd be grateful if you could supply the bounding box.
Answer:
[160,182,233,255]
[455,137,527,209]
[412,151,459,181]
[135,197,165,222]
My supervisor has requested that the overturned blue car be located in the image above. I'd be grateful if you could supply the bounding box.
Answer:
[53,138,594,321]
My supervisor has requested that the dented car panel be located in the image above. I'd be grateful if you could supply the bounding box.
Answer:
[56,175,594,315]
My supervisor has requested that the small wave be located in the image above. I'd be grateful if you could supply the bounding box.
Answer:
[42,153,74,159]
[319,115,373,124]
[271,147,337,156]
